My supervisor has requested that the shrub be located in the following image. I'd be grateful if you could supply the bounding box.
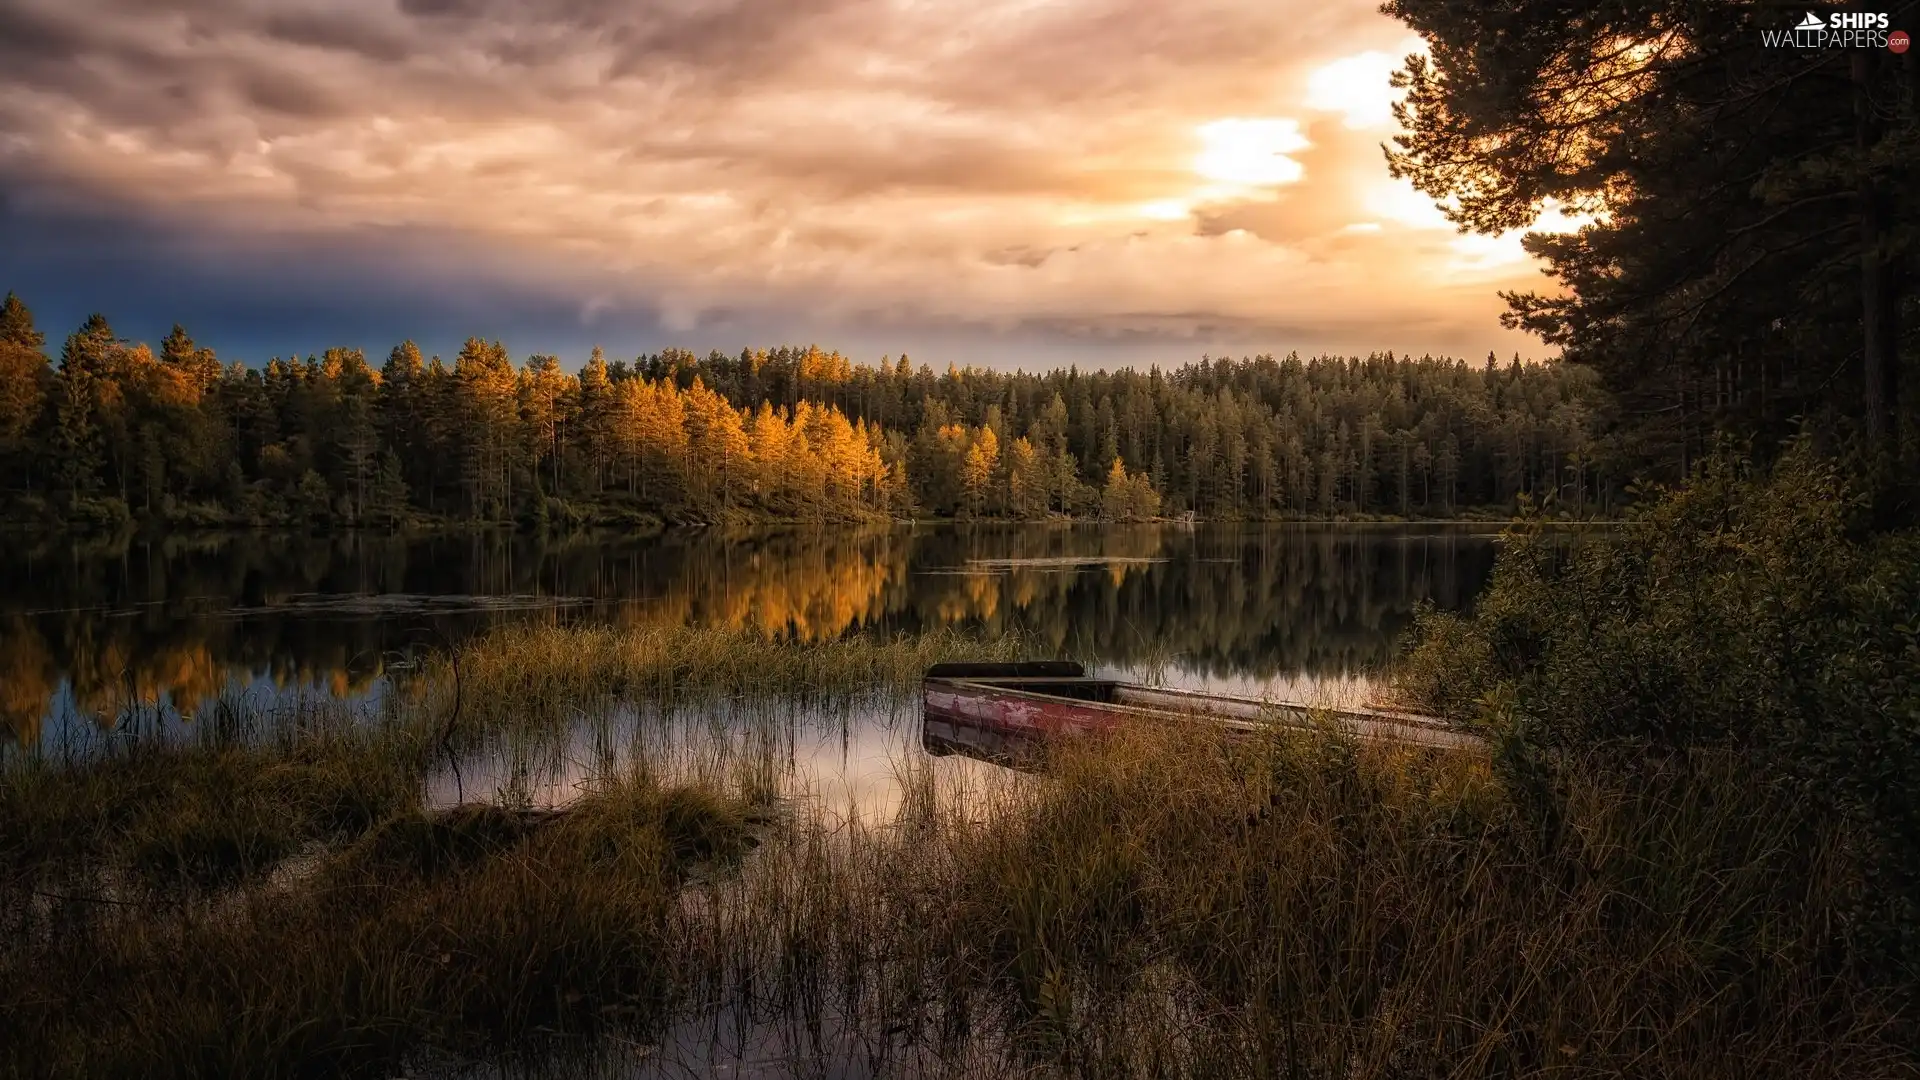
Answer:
[64,494,132,531]
[1397,441,1920,978]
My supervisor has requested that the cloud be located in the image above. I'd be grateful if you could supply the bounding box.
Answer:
[0,0,1552,363]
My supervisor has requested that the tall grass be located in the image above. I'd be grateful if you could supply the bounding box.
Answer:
[5,614,1913,1077]
[0,624,1026,1079]
[3,767,763,1080]
[428,623,1029,730]
[700,723,1911,1078]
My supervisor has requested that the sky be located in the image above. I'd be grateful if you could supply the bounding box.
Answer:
[0,0,1576,371]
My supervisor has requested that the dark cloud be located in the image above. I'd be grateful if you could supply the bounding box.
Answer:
[0,188,666,363]
[262,11,413,63]
[397,0,484,17]
[603,0,873,81]
[239,71,346,119]
[0,4,88,64]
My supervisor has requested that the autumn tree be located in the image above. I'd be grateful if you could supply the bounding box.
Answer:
[682,378,749,511]
[519,354,572,498]
[0,292,50,494]
[1006,435,1046,518]
[0,292,1619,526]
[961,424,999,517]
[453,337,519,518]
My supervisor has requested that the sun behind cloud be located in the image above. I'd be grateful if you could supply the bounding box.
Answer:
[1192,118,1311,188]
[1305,49,1409,128]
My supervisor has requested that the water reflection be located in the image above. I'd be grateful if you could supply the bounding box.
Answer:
[0,523,1496,745]
[423,698,1009,831]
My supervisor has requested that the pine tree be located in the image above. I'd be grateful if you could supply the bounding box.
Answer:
[453,338,519,518]
[52,315,119,499]
[519,354,571,498]
[1385,0,1920,474]
[576,347,616,494]
[367,449,411,529]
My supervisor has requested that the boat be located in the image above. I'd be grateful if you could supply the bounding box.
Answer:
[921,661,1482,764]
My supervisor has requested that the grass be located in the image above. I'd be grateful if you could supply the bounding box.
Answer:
[3,767,760,1080]
[0,623,1024,1079]
[713,723,1913,1078]
[2,618,1914,1077]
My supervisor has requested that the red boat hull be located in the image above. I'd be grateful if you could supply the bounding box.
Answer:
[918,662,1480,765]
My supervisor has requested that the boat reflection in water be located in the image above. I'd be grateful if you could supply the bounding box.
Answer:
[919,661,1483,769]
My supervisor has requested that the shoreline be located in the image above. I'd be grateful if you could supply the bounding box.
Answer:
[0,510,1627,539]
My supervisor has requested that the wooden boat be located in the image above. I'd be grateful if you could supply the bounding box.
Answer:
[921,661,1481,763]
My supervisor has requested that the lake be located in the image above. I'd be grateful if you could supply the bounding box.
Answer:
[0,523,1497,740]
[0,522,1499,819]
[1,521,1506,1077]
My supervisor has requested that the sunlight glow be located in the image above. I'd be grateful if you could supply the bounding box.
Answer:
[1366,180,1455,231]
[1193,118,1309,188]
[1447,232,1530,271]
[1134,198,1193,221]
[1447,199,1596,271]
[1306,51,1403,129]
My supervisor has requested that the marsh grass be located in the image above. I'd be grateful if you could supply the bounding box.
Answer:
[426,623,1030,737]
[0,624,1024,1079]
[698,722,1914,1078]
[4,620,1912,1078]
[2,758,767,1079]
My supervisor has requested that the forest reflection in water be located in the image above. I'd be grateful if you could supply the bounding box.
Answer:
[0,522,1498,747]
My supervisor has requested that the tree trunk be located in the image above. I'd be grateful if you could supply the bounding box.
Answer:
[1853,48,1900,458]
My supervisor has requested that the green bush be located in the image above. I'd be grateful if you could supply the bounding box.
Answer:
[163,500,236,528]
[1398,441,1920,976]
[64,494,133,531]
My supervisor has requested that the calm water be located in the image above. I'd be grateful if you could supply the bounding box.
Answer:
[0,522,1499,753]
[3,522,1504,1074]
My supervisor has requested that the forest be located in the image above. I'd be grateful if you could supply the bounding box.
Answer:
[0,294,1611,529]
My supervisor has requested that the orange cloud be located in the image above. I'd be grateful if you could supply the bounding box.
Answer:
[0,0,1559,359]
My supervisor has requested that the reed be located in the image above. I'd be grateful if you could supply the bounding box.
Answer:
[1,762,763,1080]
[4,621,1912,1078]
[0,623,1024,1078]
[370,622,1032,751]
[707,723,1913,1078]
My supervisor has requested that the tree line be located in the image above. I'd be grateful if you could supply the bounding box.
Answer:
[635,344,1612,519]
[0,292,1614,529]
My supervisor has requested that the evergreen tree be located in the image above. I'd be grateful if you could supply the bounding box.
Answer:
[51,315,119,499]
[1384,0,1920,479]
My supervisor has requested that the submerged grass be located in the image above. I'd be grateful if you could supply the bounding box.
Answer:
[425,622,1030,735]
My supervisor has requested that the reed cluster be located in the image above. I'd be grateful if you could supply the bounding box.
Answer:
[0,624,1021,1078]
[704,723,1910,1079]
[4,616,1913,1077]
